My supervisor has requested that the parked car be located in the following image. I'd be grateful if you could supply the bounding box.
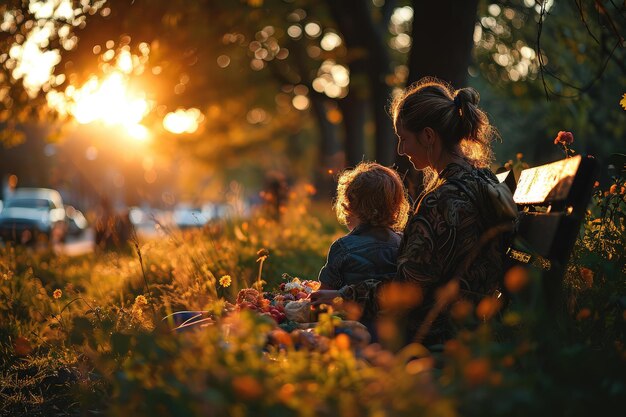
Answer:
[65,205,89,236]
[173,204,209,229]
[0,188,67,244]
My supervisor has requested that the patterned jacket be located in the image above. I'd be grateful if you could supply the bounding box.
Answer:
[338,163,509,346]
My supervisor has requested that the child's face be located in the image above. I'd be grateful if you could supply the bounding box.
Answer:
[346,213,360,231]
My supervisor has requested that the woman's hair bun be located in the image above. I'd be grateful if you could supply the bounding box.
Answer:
[454,87,480,107]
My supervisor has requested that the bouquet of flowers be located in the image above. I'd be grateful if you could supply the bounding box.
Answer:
[266,275,321,323]
[234,288,287,325]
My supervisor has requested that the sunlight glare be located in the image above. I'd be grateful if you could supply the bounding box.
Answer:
[163,108,203,134]
[29,0,75,20]
[9,26,61,97]
[116,50,134,74]
[127,124,150,141]
[292,95,309,110]
[68,72,149,128]
[390,7,413,26]
[320,32,342,51]
[46,71,151,140]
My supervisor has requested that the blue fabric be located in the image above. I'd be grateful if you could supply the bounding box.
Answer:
[318,224,402,289]
[318,224,401,341]
[163,311,209,332]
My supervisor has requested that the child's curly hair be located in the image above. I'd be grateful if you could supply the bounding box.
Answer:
[334,162,410,232]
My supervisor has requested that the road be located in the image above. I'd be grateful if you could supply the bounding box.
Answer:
[54,224,165,256]
[1,223,168,257]
[54,228,96,256]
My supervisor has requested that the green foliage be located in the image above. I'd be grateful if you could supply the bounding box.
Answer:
[472,0,626,165]
[0,180,625,416]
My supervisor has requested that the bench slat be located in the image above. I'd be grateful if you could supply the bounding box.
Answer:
[505,155,598,309]
[513,156,582,205]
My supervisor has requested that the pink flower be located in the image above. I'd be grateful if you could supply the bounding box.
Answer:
[554,131,574,146]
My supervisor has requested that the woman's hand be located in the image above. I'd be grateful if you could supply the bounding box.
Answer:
[310,289,341,306]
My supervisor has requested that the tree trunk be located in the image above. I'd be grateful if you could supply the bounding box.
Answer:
[309,92,341,199]
[282,37,341,197]
[350,0,396,166]
[399,0,479,200]
[338,91,368,167]
[327,0,396,167]
[407,0,479,87]
[327,0,372,167]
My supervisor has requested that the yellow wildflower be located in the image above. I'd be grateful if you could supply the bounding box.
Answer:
[256,248,270,262]
[219,275,232,288]
[134,295,148,306]
[53,289,62,299]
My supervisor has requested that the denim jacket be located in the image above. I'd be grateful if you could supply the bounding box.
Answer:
[337,163,509,346]
[318,224,402,290]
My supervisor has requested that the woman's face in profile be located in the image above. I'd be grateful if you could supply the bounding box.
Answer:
[396,126,428,170]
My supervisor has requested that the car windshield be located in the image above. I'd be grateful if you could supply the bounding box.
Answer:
[5,198,51,209]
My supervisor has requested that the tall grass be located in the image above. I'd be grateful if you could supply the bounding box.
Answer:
[0,182,624,417]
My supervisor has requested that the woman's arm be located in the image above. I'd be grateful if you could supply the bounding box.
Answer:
[315,197,444,313]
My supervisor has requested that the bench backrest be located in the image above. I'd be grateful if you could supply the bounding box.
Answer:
[500,156,598,304]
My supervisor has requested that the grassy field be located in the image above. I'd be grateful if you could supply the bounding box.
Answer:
[1,182,625,417]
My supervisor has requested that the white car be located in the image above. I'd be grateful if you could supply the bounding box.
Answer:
[173,204,209,229]
[65,205,88,236]
[0,188,67,244]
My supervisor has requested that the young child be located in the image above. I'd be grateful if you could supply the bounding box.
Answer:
[318,161,410,302]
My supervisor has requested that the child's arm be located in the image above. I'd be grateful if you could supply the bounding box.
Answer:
[318,240,345,290]
[318,282,334,290]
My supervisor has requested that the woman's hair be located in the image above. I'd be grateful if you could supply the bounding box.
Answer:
[334,162,410,231]
[390,76,498,169]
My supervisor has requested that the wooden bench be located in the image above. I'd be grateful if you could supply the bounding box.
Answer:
[498,155,598,308]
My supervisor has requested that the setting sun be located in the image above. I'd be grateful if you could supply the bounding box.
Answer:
[48,71,151,140]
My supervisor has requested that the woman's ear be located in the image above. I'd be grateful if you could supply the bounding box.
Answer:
[421,127,437,147]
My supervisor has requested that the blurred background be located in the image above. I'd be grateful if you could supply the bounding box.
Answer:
[0,0,624,240]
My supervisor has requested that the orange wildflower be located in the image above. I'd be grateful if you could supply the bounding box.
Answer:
[334,333,351,351]
[554,130,574,145]
[231,376,263,401]
[444,339,470,360]
[504,266,529,293]
[379,282,423,310]
[304,184,317,195]
[489,372,503,386]
[269,329,292,347]
[576,308,592,321]
[501,355,515,367]
[278,383,295,403]
[476,297,503,321]
[14,336,32,356]
[53,289,62,299]
[450,300,474,322]
[463,358,491,385]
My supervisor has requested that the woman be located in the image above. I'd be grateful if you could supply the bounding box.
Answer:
[311,77,514,346]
